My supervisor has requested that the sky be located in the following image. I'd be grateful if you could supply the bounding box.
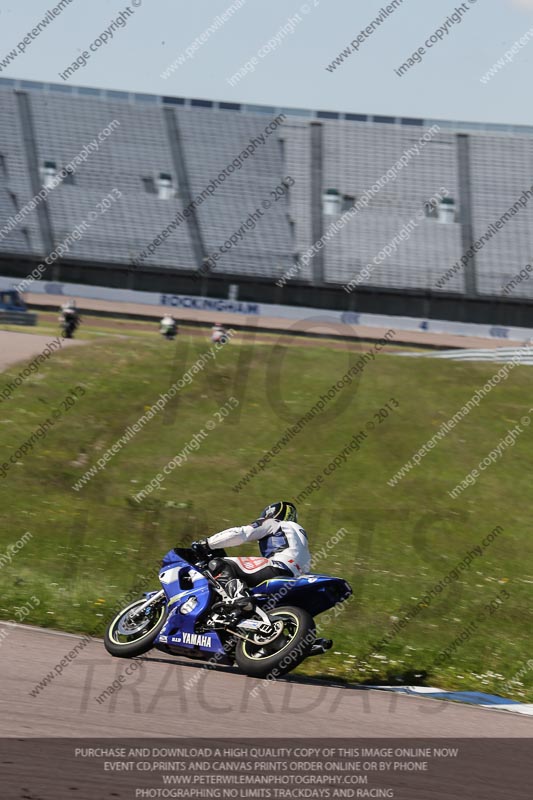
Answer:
[0,0,533,125]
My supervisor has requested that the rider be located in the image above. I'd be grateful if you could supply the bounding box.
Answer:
[59,300,79,331]
[160,314,178,335]
[211,323,228,344]
[197,501,311,606]
[60,300,78,320]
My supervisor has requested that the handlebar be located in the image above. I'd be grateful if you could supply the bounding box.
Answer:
[174,543,227,564]
[190,540,210,559]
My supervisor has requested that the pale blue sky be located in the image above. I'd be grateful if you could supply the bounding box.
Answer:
[1,0,533,124]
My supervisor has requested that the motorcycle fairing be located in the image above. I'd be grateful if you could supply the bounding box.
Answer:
[155,549,226,654]
[153,550,351,653]
[251,574,352,616]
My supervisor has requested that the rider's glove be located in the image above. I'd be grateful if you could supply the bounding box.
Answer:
[191,539,209,554]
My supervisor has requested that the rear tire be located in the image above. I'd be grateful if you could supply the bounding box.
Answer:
[235,605,315,679]
[104,598,167,658]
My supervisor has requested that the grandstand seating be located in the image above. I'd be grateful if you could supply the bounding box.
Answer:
[317,120,464,291]
[0,88,44,255]
[469,136,533,298]
[174,105,295,279]
[0,80,532,298]
[28,92,196,267]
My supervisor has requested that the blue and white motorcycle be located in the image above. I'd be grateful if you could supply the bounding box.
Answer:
[104,543,352,679]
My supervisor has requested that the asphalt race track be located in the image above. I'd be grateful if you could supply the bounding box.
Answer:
[0,330,81,372]
[2,624,532,738]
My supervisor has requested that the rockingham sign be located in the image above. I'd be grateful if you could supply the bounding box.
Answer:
[2,275,533,343]
[160,293,259,315]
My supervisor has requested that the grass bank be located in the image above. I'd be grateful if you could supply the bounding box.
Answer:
[0,322,532,701]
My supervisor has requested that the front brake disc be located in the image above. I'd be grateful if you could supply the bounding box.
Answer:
[117,609,152,636]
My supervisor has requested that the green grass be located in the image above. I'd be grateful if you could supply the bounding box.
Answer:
[1,322,532,701]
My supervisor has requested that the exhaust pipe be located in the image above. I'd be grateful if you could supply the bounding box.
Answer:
[309,638,333,657]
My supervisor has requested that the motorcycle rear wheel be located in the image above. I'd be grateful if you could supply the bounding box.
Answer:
[235,605,315,679]
[104,598,167,658]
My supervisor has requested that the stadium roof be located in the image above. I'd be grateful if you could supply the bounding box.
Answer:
[2,76,533,138]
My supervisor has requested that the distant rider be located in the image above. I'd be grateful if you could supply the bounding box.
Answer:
[160,314,178,339]
[60,300,78,321]
[195,501,311,606]
[211,323,228,344]
[59,300,80,337]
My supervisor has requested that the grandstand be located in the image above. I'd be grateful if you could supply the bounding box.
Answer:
[1,77,533,324]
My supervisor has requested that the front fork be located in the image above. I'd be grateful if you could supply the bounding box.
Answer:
[132,589,165,617]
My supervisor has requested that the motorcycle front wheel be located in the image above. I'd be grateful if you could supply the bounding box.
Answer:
[235,605,315,679]
[104,598,167,658]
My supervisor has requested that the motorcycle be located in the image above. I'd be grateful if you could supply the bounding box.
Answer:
[104,543,352,679]
[211,325,229,345]
[160,316,178,340]
[60,312,80,339]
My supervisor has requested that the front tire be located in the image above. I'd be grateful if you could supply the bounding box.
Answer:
[235,606,315,679]
[104,598,167,658]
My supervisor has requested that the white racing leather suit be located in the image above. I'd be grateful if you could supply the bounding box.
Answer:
[207,518,311,582]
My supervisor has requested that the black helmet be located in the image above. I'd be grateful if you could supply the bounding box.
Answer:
[260,501,297,523]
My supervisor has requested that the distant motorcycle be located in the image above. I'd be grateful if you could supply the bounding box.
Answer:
[160,315,178,340]
[104,541,352,679]
[59,306,80,339]
[211,324,229,344]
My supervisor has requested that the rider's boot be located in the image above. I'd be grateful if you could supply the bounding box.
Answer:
[207,558,254,612]
[224,578,253,611]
